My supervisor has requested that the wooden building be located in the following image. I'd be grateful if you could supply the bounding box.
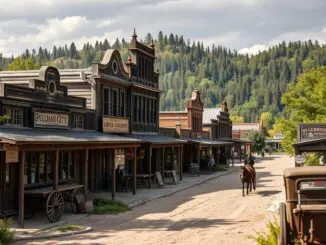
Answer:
[0,29,184,190]
[0,66,141,227]
[160,90,234,172]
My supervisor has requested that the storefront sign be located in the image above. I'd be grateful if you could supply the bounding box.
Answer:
[103,116,129,133]
[298,123,326,141]
[115,149,125,169]
[6,146,19,163]
[34,110,69,128]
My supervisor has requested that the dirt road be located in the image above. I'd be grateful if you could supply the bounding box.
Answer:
[27,154,292,245]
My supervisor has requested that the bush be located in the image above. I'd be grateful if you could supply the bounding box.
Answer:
[0,219,15,245]
[247,218,279,245]
[91,198,128,215]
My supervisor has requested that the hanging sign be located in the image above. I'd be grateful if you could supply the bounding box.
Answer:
[6,146,19,163]
[298,123,326,141]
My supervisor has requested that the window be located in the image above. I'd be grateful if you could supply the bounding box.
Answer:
[59,152,74,181]
[134,96,137,122]
[72,114,84,129]
[3,106,23,126]
[25,152,54,185]
[103,87,126,117]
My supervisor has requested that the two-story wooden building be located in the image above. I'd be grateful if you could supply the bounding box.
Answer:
[0,66,142,227]
[160,90,234,172]
[0,30,184,192]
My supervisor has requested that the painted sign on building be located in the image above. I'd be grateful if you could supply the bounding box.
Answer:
[103,116,129,133]
[34,109,69,128]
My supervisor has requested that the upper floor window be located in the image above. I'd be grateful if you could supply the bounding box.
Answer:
[103,87,126,117]
[72,114,84,129]
[3,106,23,126]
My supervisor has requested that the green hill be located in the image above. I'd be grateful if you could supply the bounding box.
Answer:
[1,32,326,122]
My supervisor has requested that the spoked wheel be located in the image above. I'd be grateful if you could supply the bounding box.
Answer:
[46,191,64,223]
[71,187,86,213]
[279,202,290,245]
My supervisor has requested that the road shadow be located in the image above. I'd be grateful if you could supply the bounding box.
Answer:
[255,190,281,197]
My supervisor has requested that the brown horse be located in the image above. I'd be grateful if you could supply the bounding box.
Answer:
[240,164,256,196]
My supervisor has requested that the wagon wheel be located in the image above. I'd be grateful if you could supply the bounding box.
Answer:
[279,202,290,245]
[46,191,64,223]
[71,187,86,213]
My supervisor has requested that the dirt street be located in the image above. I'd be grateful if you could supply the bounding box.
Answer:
[26,154,292,245]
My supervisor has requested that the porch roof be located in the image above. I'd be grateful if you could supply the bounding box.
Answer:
[125,134,186,145]
[0,128,141,145]
[185,138,234,146]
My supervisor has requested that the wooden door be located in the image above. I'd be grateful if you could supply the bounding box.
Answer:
[0,152,18,216]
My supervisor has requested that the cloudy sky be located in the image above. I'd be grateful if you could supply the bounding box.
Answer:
[0,0,325,56]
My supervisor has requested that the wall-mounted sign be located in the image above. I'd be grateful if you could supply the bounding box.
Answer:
[115,149,125,169]
[6,146,19,163]
[138,149,145,159]
[298,123,326,142]
[34,109,69,128]
[103,116,129,133]
[125,148,135,161]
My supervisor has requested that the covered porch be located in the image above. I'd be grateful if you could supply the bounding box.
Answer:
[0,128,141,227]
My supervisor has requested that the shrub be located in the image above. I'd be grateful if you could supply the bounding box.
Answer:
[91,198,128,215]
[0,219,15,245]
[247,218,279,245]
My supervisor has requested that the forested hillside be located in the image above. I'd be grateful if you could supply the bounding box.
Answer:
[1,32,326,122]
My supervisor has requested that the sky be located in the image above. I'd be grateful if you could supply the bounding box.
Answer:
[0,0,325,56]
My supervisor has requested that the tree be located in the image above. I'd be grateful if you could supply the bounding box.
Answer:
[230,115,244,123]
[69,42,78,59]
[249,131,266,154]
[7,56,40,71]
[260,112,273,129]
[279,67,326,155]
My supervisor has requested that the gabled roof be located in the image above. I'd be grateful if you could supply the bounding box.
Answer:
[203,108,221,124]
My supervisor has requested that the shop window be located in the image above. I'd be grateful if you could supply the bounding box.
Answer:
[25,152,53,185]
[103,87,126,117]
[3,106,23,126]
[72,114,84,129]
[59,152,74,181]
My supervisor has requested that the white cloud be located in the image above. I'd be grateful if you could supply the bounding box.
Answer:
[239,27,326,55]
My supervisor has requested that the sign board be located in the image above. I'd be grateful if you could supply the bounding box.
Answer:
[34,109,69,128]
[295,154,306,165]
[103,116,129,133]
[171,170,179,185]
[155,172,164,187]
[298,123,326,142]
[115,149,125,169]
[6,146,19,163]
[125,148,135,161]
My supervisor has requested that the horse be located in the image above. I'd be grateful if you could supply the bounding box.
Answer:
[240,164,256,196]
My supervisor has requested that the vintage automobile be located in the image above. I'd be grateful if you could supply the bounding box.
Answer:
[279,166,326,245]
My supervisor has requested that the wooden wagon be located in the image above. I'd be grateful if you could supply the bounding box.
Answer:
[24,184,86,223]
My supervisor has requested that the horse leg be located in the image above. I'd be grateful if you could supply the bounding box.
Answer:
[253,176,256,191]
[246,181,249,195]
[249,177,252,192]
[242,181,245,197]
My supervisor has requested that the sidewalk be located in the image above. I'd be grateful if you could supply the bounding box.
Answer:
[13,166,238,232]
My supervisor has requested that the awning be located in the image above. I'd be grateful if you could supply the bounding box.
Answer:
[231,138,252,144]
[124,134,185,145]
[0,128,141,145]
[185,137,234,146]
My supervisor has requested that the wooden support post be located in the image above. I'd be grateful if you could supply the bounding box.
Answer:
[148,145,152,189]
[180,146,183,181]
[84,149,89,195]
[53,150,59,190]
[162,147,165,183]
[197,144,200,176]
[18,151,25,228]
[239,144,242,163]
[112,149,116,200]
[217,146,220,165]
[133,147,137,195]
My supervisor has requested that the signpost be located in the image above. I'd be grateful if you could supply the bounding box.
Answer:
[295,154,306,167]
[298,123,326,142]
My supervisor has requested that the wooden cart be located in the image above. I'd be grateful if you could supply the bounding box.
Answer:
[24,184,86,223]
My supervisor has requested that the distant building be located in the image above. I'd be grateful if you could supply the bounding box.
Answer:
[232,123,262,140]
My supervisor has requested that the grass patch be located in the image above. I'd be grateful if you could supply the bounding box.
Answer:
[247,218,279,245]
[56,224,85,233]
[0,219,15,245]
[91,198,129,215]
